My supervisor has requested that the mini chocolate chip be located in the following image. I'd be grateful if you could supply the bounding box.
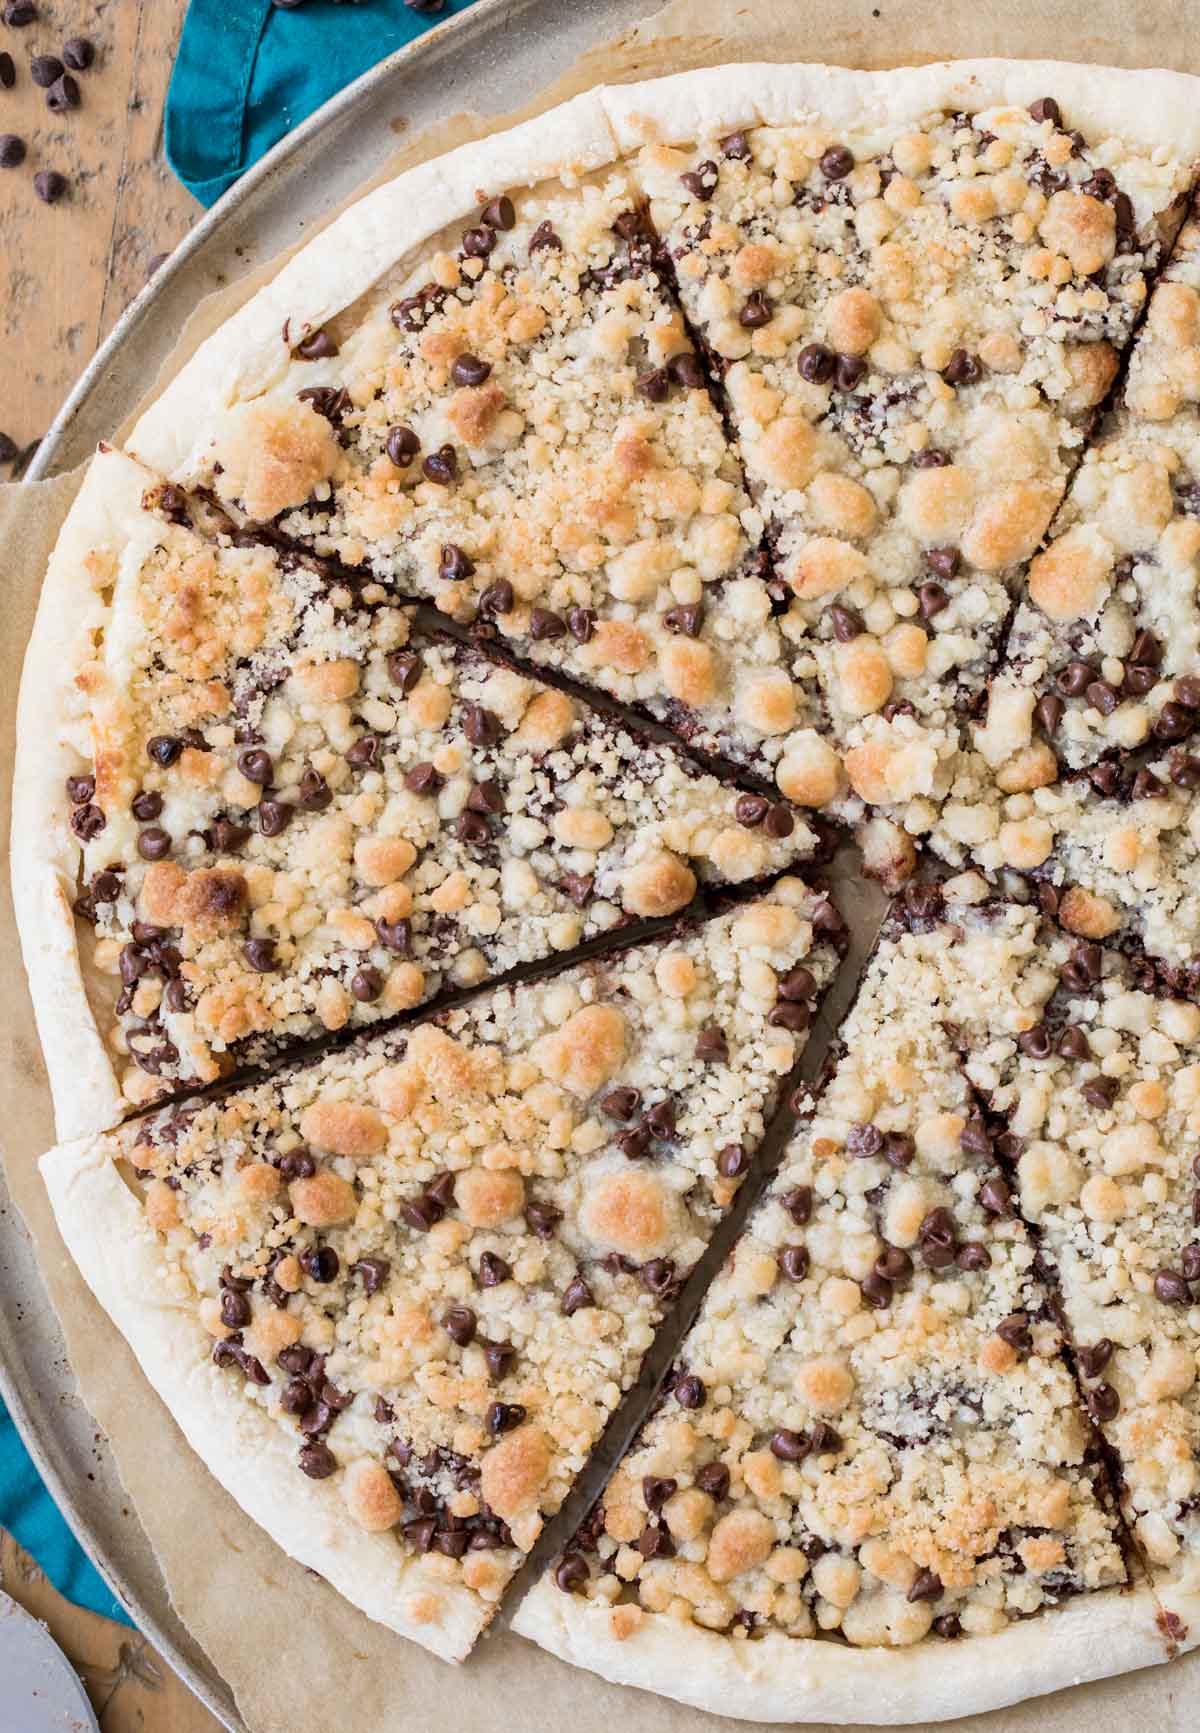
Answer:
[566,606,596,643]
[346,733,381,768]
[769,1000,811,1032]
[1056,660,1093,697]
[385,424,420,467]
[717,1144,748,1178]
[959,1113,992,1156]
[779,1185,813,1225]
[298,1442,337,1479]
[0,53,12,87]
[1123,662,1159,696]
[979,1176,1012,1216]
[451,352,491,387]
[220,1289,251,1330]
[423,444,458,484]
[386,654,422,697]
[561,1275,594,1315]
[847,1123,883,1157]
[1086,1382,1120,1422]
[30,54,61,86]
[735,793,769,826]
[860,1271,893,1309]
[524,1200,562,1238]
[402,1515,437,1551]
[1171,754,1200,789]
[477,1251,511,1288]
[91,871,120,903]
[350,1256,390,1295]
[456,810,491,846]
[137,826,171,861]
[45,72,79,111]
[400,1193,443,1232]
[0,431,14,462]
[769,1428,808,1461]
[1081,1075,1118,1109]
[479,194,515,230]
[764,803,795,838]
[1057,1026,1091,1061]
[919,1207,958,1267]
[1029,97,1062,125]
[637,1521,675,1560]
[351,967,383,1002]
[642,1475,678,1513]
[148,734,183,766]
[602,1086,641,1120]
[808,1422,841,1455]
[439,1304,477,1348]
[1075,1339,1112,1379]
[883,1132,916,1170]
[996,1312,1031,1352]
[294,327,338,360]
[62,37,94,71]
[528,219,560,253]
[721,129,751,160]
[643,1099,677,1141]
[467,778,504,816]
[695,1025,728,1063]
[258,800,293,838]
[482,1339,516,1378]
[1154,1269,1192,1305]
[477,580,515,617]
[641,1258,678,1298]
[779,966,816,1003]
[635,365,670,401]
[912,584,951,626]
[243,938,279,973]
[298,768,332,812]
[529,606,566,640]
[1018,1024,1053,1059]
[668,352,707,389]
[680,160,719,200]
[696,1461,730,1500]
[835,353,866,390]
[66,773,95,805]
[830,602,863,640]
[280,1379,313,1416]
[486,1401,526,1435]
[461,224,496,258]
[1182,1243,1200,1282]
[1,1,35,22]
[617,1124,652,1159]
[238,747,272,785]
[942,349,982,387]
[554,1553,589,1593]
[875,1246,913,1282]
[956,1241,991,1272]
[908,1569,943,1603]
[464,704,500,746]
[664,603,703,635]
[798,342,836,383]
[820,144,853,179]
[300,1245,339,1283]
[1176,675,1200,709]
[739,290,773,328]
[673,1374,706,1409]
[131,790,163,821]
[279,1149,315,1181]
[1155,702,1195,742]
[778,1245,809,1282]
[1086,679,1120,716]
[1088,760,1121,797]
[1034,693,1065,736]
[912,448,950,468]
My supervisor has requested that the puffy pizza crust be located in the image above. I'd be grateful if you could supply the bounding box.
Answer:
[11,447,165,1138]
[127,61,1200,488]
[40,1134,487,1661]
[512,1574,1175,1724]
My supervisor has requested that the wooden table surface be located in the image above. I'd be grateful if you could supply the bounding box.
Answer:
[4,8,226,1727]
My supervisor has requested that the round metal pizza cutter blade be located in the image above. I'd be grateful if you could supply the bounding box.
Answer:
[0,1588,100,1731]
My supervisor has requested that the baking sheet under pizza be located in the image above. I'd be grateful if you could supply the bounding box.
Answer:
[7,1,1200,1729]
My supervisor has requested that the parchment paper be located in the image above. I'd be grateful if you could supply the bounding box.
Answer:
[6,2,1200,1729]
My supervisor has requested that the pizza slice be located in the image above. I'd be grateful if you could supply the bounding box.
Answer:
[516,890,1151,1720]
[965,900,1200,1658]
[14,447,824,1135]
[1004,203,1200,772]
[40,881,845,1660]
[617,68,1197,847]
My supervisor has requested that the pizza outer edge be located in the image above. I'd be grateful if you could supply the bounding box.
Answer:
[12,447,158,1139]
[40,1133,487,1662]
[511,1572,1174,1724]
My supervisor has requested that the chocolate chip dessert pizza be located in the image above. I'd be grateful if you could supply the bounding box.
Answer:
[17,54,1200,1724]
[41,883,842,1658]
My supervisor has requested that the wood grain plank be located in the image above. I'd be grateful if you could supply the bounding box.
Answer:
[1,1525,223,1731]
[0,0,196,467]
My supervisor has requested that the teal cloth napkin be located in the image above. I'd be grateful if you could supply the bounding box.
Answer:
[0,1395,132,1625]
[166,0,477,207]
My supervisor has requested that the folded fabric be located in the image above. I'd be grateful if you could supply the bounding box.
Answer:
[0,1395,132,1626]
[166,0,478,207]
